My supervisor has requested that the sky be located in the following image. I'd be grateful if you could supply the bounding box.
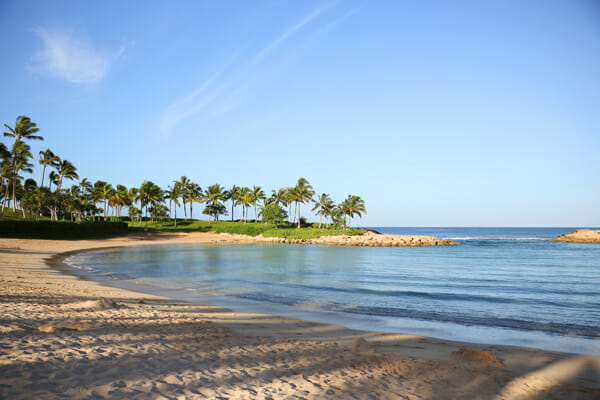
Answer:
[1,0,599,226]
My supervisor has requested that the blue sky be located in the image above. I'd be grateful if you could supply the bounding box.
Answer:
[1,0,599,226]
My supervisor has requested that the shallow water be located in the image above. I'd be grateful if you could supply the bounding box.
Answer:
[66,227,600,355]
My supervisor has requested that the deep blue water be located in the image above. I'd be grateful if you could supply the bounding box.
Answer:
[67,227,600,355]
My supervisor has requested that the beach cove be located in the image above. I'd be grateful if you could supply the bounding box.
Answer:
[1,232,599,399]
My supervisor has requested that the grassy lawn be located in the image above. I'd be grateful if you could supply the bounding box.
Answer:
[1,209,365,240]
[128,219,365,239]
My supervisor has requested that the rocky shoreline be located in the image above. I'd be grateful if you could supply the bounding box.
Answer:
[552,229,600,244]
[220,231,459,247]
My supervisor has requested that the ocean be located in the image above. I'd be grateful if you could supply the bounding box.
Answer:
[66,227,600,355]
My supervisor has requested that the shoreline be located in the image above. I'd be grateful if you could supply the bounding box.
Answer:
[1,233,599,399]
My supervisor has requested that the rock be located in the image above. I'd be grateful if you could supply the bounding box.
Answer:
[552,229,600,244]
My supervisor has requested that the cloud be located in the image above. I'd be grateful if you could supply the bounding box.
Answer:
[159,1,342,138]
[28,28,111,84]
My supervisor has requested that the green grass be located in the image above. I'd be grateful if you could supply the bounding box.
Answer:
[1,209,365,240]
[262,227,365,239]
[127,219,365,238]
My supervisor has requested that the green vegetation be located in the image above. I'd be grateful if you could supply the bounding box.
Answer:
[1,114,368,239]
[0,219,127,239]
[126,219,365,239]
[261,227,365,240]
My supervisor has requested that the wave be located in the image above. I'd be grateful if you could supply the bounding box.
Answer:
[234,292,599,338]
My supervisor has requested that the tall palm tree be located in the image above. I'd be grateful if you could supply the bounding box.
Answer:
[322,198,335,228]
[271,188,288,207]
[54,159,78,192]
[128,187,140,223]
[290,177,315,228]
[250,185,266,223]
[3,116,43,142]
[204,183,225,223]
[166,185,181,226]
[239,186,251,223]
[79,178,92,197]
[227,185,241,221]
[48,171,58,192]
[52,159,78,220]
[178,176,191,221]
[113,184,130,219]
[311,193,332,228]
[10,140,33,212]
[139,181,163,229]
[38,149,58,189]
[4,116,41,212]
[187,182,202,220]
[341,195,367,227]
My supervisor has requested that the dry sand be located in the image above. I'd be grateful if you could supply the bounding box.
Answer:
[1,232,599,399]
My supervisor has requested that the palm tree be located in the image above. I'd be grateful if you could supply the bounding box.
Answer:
[166,185,181,226]
[187,182,202,220]
[271,188,288,207]
[178,176,191,221]
[290,178,315,228]
[204,183,225,223]
[341,195,367,227]
[38,149,58,189]
[322,198,335,228]
[4,116,43,142]
[79,178,92,197]
[113,184,130,219]
[10,140,33,212]
[250,185,266,223]
[4,116,42,213]
[312,193,332,228]
[238,186,251,223]
[139,181,163,229]
[54,159,78,192]
[227,185,241,221]
[128,187,140,223]
[92,181,111,221]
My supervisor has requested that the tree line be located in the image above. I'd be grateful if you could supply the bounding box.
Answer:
[1,116,366,228]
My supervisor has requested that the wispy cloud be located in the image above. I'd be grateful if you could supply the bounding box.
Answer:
[159,0,345,138]
[249,0,340,67]
[28,28,118,84]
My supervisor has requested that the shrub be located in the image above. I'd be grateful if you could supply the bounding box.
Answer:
[0,220,128,238]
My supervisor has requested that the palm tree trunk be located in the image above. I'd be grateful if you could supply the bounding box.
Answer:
[231,202,234,222]
[183,199,187,221]
[190,202,193,220]
[12,178,16,212]
[297,203,301,229]
[254,204,257,223]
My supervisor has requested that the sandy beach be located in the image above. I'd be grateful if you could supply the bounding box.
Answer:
[1,233,599,399]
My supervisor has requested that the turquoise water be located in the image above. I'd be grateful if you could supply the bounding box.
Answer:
[67,228,600,355]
